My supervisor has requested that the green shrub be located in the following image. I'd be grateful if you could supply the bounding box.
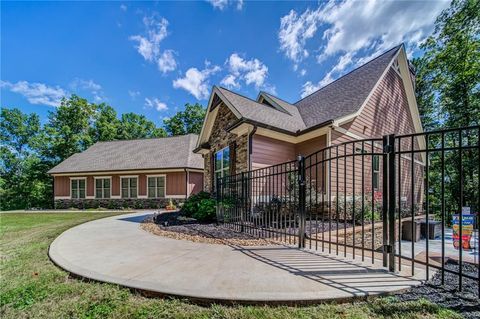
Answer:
[193,198,216,222]
[182,191,211,217]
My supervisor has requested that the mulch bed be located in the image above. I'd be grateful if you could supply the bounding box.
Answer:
[140,211,280,246]
[396,260,479,319]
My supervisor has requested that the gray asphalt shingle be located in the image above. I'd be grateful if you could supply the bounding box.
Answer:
[48,134,203,174]
[217,45,401,133]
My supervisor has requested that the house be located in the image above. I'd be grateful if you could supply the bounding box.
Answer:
[194,44,424,204]
[48,134,204,209]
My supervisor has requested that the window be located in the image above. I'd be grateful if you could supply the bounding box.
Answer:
[148,176,165,198]
[71,179,86,199]
[121,177,137,198]
[372,155,380,190]
[95,178,111,199]
[214,147,230,186]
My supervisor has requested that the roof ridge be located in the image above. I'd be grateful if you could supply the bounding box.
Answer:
[294,44,402,105]
[260,91,294,106]
[218,86,296,116]
[94,134,198,144]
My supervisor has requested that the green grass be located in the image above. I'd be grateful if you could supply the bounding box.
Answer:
[0,213,460,319]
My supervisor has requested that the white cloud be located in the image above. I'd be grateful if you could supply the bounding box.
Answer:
[129,14,177,73]
[221,53,270,90]
[173,64,221,100]
[220,74,240,89]
[279,0,449,73]
[157,50,177,74]
[70,78,105,102]
[70,78,102,91]
[278,8,321,68]
[1,80,66,107]
[300,81,321,99]
[120,4,127,12]
[285,0,449,98]
[206,0,243,10]
[128,90,140,99]
[145,97,168,111]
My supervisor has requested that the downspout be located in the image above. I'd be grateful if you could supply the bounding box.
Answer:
[248,125,257,171]
[184,168,189,199]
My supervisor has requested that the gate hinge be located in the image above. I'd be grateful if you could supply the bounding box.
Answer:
[383,244,393,253]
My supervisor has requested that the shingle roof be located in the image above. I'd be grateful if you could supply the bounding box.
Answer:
[295,45,402,128]
[48,134,203,174]
[217,87,306,133]
[215,45,401,133]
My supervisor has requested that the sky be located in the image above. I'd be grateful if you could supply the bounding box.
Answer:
[1,0,450,127]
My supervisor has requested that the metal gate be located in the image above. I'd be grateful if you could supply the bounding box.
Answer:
[217,126,479,293]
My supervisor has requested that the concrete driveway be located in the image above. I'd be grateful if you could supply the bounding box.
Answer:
[49,212,426,304]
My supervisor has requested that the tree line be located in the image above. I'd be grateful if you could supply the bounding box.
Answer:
[1,0,478,211]
[0,96,206,210]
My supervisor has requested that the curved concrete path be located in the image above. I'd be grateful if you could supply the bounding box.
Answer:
[49,212,426,304]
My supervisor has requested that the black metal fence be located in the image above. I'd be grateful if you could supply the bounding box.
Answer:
[217,126,480,294]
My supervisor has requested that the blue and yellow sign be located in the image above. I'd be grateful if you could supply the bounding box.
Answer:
[452,213,475,250]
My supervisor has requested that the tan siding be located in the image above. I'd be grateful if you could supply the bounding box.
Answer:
[341,67,416,139]
[112,175,120,196]
[251,135,296,168]
[329,67,423,205]
[296,135,327,157]
[138,174,147,196]
[87,176,94,197]
[54,176,70,196]
[188,172,204,195]
[166,172,186,196]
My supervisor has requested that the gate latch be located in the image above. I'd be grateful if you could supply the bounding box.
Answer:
[383,244,393,253]
[383,144,394,154]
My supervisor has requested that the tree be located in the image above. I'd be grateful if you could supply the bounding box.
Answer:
[414,0,480,220]
[163,103,206,136]
[117,113,166,140]
[90,103,120,142]
[0,108,52,210]
[0,108,40,155]
[411,57,439,131]
[420,0,480,128]
[43,95,96,162]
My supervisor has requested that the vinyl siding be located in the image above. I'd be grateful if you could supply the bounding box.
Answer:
[53,171,193,198]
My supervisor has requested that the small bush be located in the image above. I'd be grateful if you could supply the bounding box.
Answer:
[182,191,211,217]
[193,198,216,222]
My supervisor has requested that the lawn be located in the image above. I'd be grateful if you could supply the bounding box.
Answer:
[0,213,461,319]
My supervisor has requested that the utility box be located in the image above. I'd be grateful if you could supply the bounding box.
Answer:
[402,220,421,242]
[421,220,442,239]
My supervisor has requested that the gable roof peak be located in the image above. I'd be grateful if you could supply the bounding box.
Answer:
[294,44,403,128]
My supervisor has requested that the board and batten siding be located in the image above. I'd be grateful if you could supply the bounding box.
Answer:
[54,171,203,198]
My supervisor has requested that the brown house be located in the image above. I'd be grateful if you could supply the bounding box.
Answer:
[194,44,424,204]
[48,134,204,209]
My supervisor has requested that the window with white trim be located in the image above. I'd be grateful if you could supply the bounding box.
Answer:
[71,179,86,199]
[214,147,230,186]
[148,176,166,198]
[95,178,111,199]
[121,177,137,198]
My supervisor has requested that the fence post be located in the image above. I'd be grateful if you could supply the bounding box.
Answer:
[216,177,222,225]
[298,155,306,248]
[241,172,245,233]
[387,134,396,272]
[382,136,389,267]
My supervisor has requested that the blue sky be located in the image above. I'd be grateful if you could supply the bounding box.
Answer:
[1,0,450,127]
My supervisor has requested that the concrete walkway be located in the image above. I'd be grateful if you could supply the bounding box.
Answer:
[49,212,427,304]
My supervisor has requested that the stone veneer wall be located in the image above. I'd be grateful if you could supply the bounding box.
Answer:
[204,103,249,192]
[54,198,184,210]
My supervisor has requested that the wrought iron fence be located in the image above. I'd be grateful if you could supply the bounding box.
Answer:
[216,126,480,294]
